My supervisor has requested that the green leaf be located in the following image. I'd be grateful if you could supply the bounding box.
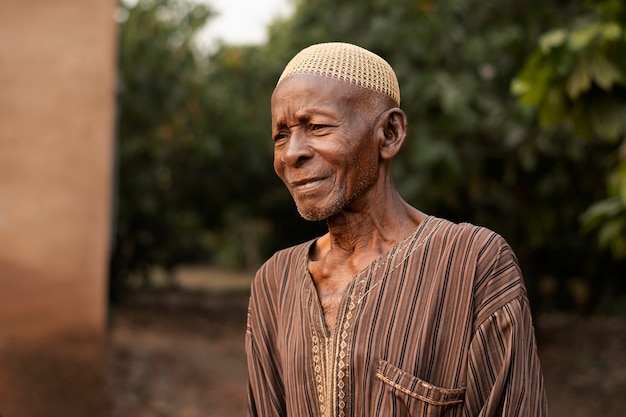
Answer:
[568,22,601,51]
[608,161,626,204]
[589,52,624,91]
[601,22,622,42]
[581,196,624,230]
[538,86,567,126]
[598,217,626,248]
[510,78,529,96]
[540,28,568,52]
[566,55,591,99]
[513,53,555,106]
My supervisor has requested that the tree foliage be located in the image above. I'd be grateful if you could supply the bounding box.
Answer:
[112,0,625,311]
[512,0,626,260]
[111,0,214,294]
[111,0,324,298]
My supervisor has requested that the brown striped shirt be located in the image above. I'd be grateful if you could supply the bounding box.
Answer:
[246,216,548,417]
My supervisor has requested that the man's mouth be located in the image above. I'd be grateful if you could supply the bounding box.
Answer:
[289,177,327,192]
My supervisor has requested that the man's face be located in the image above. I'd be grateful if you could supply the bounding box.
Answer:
[271,74,381,221]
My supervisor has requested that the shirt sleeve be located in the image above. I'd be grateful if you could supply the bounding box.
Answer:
[245,273,286,417]
[464,295,548,416]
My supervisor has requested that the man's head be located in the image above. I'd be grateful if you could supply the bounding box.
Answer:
[271,43,407,221]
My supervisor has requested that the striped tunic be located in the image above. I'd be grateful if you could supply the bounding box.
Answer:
[246,216,548,417]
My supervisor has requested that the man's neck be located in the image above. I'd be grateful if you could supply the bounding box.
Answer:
[327,192,423,249]
[313,191,425,271]
[307,191,426,333]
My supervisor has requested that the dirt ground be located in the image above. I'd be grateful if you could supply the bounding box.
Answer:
[107,286,626,417]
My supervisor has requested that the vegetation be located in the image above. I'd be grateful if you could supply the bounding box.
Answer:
[110,0,625,312]
[512,0,626,260]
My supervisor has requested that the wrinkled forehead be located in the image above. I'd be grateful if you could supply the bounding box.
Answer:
[277,42,400,106]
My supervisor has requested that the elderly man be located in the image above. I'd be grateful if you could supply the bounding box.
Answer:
[246,42,547,417]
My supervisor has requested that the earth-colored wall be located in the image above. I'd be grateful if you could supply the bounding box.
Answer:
[0,0,117,414]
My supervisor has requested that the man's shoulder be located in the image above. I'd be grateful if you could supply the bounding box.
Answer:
[427,216,518,279]
[431,217,526,322]
[429,216,506,250]
[265,239,313,267]
[253,239,314,287]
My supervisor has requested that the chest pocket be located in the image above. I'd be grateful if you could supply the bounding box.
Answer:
[375,360,465,416]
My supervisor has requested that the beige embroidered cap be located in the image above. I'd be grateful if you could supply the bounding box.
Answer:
[277,42,401,105]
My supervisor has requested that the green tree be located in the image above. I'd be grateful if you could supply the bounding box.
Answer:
[111,0,625,311]
[512,0,626,260]
[111,0,214,297]
[111,0,323,298]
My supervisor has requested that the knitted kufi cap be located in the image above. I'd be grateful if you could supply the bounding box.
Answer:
[277,42,400,105]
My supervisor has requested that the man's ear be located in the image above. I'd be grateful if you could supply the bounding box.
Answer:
[377,108,408,160]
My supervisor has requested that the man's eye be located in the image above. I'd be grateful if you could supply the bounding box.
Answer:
[310,124,327,132]
[273,132,288,143]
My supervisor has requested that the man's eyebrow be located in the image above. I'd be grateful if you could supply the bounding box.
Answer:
[294,107,340,121]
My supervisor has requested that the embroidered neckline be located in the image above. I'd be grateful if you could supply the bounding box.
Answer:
[300,215,444,417]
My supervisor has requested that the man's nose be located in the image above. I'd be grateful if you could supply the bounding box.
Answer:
[281,131,313,167]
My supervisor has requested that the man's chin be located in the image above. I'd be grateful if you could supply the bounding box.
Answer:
[292,192,347,222]
[295,202,342,222]
[296,207,329,222]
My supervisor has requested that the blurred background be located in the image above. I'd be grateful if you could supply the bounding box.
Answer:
[0,0,625,416]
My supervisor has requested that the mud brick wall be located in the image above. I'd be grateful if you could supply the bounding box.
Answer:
[0,0,117,415]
